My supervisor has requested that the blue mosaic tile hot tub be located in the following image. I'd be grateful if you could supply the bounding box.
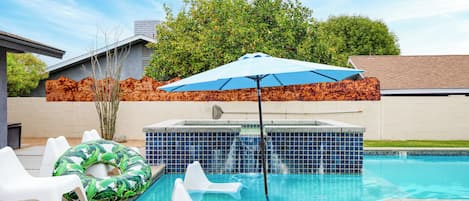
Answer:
[144,119,364,174]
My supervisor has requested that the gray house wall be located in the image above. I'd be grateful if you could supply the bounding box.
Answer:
[31,41,152,97]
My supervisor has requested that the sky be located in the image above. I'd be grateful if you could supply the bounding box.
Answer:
[1,0,469,66]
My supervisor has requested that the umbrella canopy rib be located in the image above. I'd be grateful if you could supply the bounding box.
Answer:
[272,74,284,86]
[169,84,185,92]
[311,71,339,82]
[219,78,232,90]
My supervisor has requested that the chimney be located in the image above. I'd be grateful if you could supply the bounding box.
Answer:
[134,20,161,38]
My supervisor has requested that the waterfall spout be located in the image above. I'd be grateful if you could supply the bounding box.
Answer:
[398,151,407,159]
[266,139,288,174]
[224,138,238,173]
[224,136,288,174]
[319,143,324,174]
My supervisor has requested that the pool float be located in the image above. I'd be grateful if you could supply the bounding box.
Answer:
[53,139,152,200]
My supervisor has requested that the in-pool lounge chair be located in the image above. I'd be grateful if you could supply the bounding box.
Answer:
[0,146,88,201]
[172,178,193,201]
[184,161,242,198]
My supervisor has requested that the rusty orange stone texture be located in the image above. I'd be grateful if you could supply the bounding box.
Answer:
[46,76,380,101]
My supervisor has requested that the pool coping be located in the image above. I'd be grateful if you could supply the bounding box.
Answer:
[365,147,469,156]
[143,119,365,133]
[150,165,166,182]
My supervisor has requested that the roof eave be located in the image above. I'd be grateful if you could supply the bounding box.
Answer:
[0,32,65,58]
[47,35,155,73]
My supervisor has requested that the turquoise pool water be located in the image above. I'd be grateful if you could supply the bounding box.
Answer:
[138,155,469,201]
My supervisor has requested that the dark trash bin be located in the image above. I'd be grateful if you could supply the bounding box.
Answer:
[7,122,21,149]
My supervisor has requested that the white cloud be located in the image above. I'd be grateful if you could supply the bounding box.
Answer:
[393,14,469,55]
[111,0,167,21]
[304,0,469,56]
[460,19,469,33]
[12,0,106,39]
[366,0,469,23]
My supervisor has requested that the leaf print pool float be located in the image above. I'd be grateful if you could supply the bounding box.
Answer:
[53,140,152,200]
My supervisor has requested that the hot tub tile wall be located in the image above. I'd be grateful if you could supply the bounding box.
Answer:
[145,130,363,174]
[146,131,238,173]
[269,132,363,173]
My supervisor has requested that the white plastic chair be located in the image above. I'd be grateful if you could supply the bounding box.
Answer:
[0,146,88,201]
[184,161,242,197]
[39,136,71,177]
[81,129,101,143]
[172,178,193,201]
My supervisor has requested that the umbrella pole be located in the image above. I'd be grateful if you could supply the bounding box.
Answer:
[255,77,269,200]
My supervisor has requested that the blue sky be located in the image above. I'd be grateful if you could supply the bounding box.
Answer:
[1,0,469,66]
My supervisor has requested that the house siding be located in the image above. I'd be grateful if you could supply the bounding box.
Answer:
[30,42,151,97]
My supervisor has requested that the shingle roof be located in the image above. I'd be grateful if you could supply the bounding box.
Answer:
[349,55,469,90]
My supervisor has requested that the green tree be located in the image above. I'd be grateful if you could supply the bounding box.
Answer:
[319,15,400,66]
[146,0,335,80]
[7,53,48,96]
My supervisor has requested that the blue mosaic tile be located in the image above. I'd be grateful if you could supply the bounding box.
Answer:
[145,127,363,174]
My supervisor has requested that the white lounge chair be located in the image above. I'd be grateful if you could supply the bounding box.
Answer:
[0,146,88,201]
[184,161,242,198]
[172,178,193,201]
[39,136,70,177]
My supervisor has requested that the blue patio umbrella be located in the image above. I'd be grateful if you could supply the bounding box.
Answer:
[159,52,364,200]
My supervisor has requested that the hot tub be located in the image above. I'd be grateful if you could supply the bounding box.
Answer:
[144,119,364,174]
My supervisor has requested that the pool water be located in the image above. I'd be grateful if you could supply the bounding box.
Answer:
[137,155,469,201]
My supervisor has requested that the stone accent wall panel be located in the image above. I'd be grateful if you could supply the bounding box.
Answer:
[46,77,380,101]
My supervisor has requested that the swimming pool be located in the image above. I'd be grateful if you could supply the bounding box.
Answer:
[137,155,469,201]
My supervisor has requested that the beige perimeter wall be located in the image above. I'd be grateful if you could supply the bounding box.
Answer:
[7,96,469,140]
